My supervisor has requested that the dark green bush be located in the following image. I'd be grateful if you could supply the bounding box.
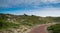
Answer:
[0,21,19,30]
[47,24,60,33]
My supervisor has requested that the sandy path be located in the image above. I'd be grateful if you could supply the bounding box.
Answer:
[28,23,55,33]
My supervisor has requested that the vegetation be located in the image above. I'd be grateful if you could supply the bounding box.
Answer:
[0,13,60,33]
[47,24,60,33]
[0,20,19,30]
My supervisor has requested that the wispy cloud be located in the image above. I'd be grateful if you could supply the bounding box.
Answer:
[0,0,60,17]
[24,8,60,17]
[0,0,60,11]
[0,7,60,17]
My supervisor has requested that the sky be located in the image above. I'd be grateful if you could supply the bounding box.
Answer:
[0,0,60,17]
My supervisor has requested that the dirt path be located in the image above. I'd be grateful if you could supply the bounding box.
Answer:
[28,23,56,33]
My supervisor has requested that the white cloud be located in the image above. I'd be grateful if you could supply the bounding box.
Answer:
[22,8,60,17]
[41,0,60,3]
[1,7,60,17]
[0,0,60,8]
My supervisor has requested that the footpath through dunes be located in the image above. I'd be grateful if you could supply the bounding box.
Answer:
[28,23,56,33]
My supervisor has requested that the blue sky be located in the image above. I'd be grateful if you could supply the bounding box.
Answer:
[0,0,60,17]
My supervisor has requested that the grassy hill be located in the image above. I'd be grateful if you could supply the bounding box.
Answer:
[0,13,60,33]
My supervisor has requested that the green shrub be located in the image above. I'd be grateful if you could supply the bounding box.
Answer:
[47,24,60,33]
[0,21,19,30]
